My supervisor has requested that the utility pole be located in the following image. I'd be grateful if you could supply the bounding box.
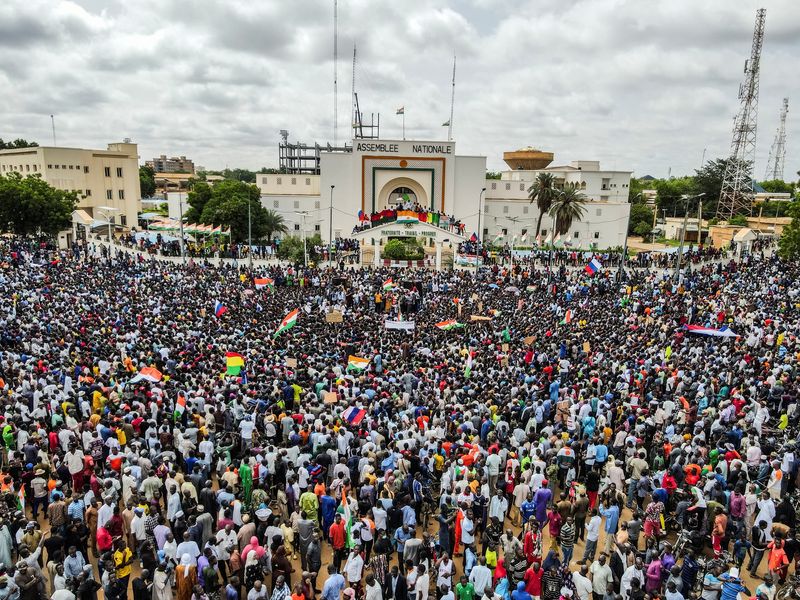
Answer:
[50,115,57,146]
[247,198,253,269]
[178,195,186,264]
[697,198,703,248]
[475,188,486,278]
[329,185,335,266]
[296,211,309,267]
[674,193,704,281]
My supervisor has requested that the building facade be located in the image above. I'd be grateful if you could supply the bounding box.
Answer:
[255,140,632,251]
[0,142,142,229]
[146,154,195,173]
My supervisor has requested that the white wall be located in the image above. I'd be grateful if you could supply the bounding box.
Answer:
[451,155,488,237]
[256,174,321,195]
[320,152,356,242]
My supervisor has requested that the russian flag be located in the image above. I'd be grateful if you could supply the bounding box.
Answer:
[342,406,367,425]
[585,257,602,275]
[214,301,228,318]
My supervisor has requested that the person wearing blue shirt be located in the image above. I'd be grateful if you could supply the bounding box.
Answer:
[394,524,412,564]
[521,493,536,524]
[719,570,750,600]
[594,443,608,466]
[321,565,346,600]
[549,380,560,402]
[598,503,620,553]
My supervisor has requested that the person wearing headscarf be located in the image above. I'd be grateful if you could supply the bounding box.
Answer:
[242,536,266,562]
[176,553,198,600]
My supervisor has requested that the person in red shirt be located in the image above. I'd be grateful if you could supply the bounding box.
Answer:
[96,525,113,555]
[524,562,543,597]
[329,514,347,572]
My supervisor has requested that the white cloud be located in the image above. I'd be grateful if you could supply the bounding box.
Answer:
[1,0,798,180]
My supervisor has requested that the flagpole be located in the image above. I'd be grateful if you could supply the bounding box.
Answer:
[402,111,405,140]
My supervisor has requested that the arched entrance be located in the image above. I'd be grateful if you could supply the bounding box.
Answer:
[376,177,428,213]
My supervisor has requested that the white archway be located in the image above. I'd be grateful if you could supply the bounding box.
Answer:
[376,177,428,212]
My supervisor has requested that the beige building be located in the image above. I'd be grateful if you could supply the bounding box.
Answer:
[146,154,195,173]
[0,141,141,229]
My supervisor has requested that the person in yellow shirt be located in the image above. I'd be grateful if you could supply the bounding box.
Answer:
[113,538,133,588]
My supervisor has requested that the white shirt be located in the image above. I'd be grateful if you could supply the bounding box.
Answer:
[66,449,85,475]
[586,515,601,542]
[344,551,364,583]
[469,564,493,595]
[573,572,593,600]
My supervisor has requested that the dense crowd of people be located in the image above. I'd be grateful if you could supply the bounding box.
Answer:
[353,206,465,235]
[0,234,797,600]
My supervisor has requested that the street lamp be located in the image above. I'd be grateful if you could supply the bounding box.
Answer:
[97,205,119,261]
[296,211,310,267]
[674,192,705,281]
[475,187,486,278]
[329,185,335,267]
[248,197,253,269]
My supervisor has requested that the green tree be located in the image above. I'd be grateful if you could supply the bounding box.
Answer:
[628,177,650,203]
[185,181,214,223]
[729,215,748,226]
[654,176,696,217]
[276,234,323,263]
[139,165,156,198]
[759,179,796,194]
[0,172,77,236]
[263,209,288,241]
[693,158,753,216]
[486,171,502,180]
[628,203,654,235]
[528,172,558,240]
[221,168,257,183]
[549,183,587,235]
[0,138,39,149]
[198,180,266,242]
[778,202,800,260]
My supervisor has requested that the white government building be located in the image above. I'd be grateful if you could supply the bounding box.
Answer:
[256,141,631,264]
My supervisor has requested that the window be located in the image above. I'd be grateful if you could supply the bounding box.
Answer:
[491,182,496,190]
[523,206,529,214]
[520,183,525,191]
[294,223,300,231]
[120,216,127,226]
[305,178,311,185]
[47,164,52,169]
[521,228,528,236]
[596,209,602,216]
[293,200,300,209]
[314,224,320,231]
[541,229,547,237]
[314,201,321,209]
[484,205,489,213]
[502,228,508,235]
[505,183,511,190]
[277,177,282,184]
[68,165,73,170]
[32,165,37,172]
[502,206,509,214]
[262,177,268,184]
[600,196,609,202]
[106,189,113,200]
[116,167,123,177]
[25,165,30,172]
[118,190,125,200]
[483,228,488,238]
[104,167,111,177]
[62,165,66,169]
[84,166,89,173]
[593,232,600,239]
[54,164,59,169]
[86,189,92,196]
[574,231,579,238]
[273,200,279,208]
[291,177,296,185]
[75,165,80,170]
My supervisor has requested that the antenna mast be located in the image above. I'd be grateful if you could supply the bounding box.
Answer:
[333,0,338,147]
[716,8,766,220]
[448,55,456,142]
[764,97,789,180]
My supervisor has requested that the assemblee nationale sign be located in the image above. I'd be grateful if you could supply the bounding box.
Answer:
[355,142,454,155]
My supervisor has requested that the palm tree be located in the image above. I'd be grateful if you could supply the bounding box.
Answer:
[263,209,288,241]
[527,172,558,242]
[548,183,588,235]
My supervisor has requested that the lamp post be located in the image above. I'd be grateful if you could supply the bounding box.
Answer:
[617,193,639,283]
[97,206,119,262]
[247,197,253,269]
[329,185,335,267]
[674,192,705,282]
[296,211,309,267]
[475,187,486,278]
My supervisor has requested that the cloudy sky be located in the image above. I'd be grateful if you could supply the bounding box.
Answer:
[2,0,798,178]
